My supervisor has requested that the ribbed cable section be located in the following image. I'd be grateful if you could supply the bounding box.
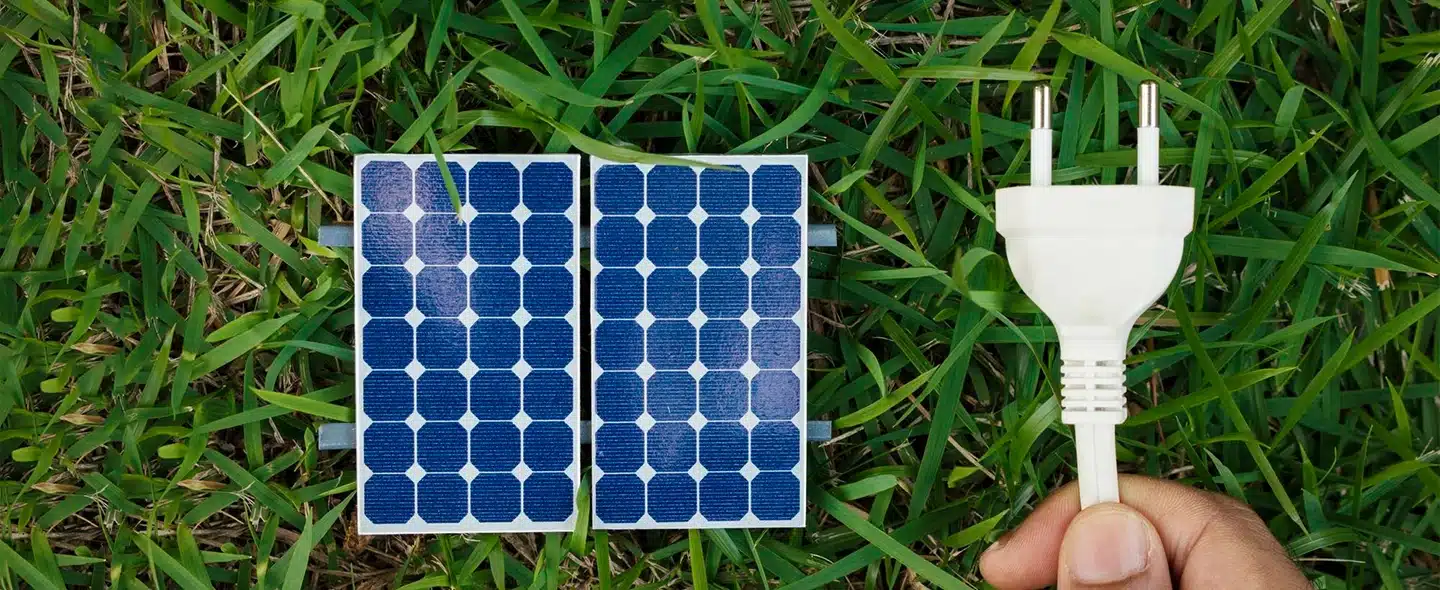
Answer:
[1060,359,1127,425]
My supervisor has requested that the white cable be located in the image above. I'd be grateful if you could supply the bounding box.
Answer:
[998,81,1192,510]
[1075,423,1119,507]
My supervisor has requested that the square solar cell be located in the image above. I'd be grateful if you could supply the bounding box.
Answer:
[354,155,580,534]
[590,156,807,529]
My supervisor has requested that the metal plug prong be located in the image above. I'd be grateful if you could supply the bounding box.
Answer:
[1031,83,1053,186]
[1033,83,1052,130]
[1138,81,1161,185]
[1139,81,1159,128]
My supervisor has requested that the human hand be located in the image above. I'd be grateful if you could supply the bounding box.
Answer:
[979,474,1310,589]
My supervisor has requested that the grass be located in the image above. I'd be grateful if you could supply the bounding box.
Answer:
[1,0,1438,587]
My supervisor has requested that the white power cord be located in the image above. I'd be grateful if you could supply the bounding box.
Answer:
[997,82,1194,508]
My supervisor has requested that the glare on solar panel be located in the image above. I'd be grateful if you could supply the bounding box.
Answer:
[590,156,808,529]
[354,154,580,534]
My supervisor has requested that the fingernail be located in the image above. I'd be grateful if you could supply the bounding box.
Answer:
[982,533,1010,557]
[1065,506,1150,584]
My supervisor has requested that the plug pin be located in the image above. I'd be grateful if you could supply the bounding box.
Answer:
[1032,83,1052,130]
[1031,83,1053,186]
[1137,81,1160,185]
[1139,81,1159,128]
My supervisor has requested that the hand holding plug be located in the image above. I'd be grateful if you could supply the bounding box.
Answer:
[989,83,1309,589]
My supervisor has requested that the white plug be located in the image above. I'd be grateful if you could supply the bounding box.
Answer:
[996,82,1194,508]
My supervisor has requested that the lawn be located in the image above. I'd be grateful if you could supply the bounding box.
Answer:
[1,0,1438,588]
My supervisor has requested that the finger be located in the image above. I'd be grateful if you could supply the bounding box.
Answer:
[979,475,1308,590]
[978,484,1081,590]
[1057,502,1170,590]
[1159,491,1310,590]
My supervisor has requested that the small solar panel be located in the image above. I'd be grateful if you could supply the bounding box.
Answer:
[354,154,580,534]
[590,156,808,529]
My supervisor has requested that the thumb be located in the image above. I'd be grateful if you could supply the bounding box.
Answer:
[1058,502,1170,590]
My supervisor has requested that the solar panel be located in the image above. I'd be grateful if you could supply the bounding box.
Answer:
[590,156,808,529]
[354,154,580,534]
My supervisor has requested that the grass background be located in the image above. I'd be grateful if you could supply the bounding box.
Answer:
[1,0,1439,587]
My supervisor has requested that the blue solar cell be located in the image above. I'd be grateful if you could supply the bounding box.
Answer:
[363,266,412,317]
[752,371,801,420]
[751,217,801,266]
[594,218,643,266]
[418,475,468,523]
[646,269,696,318]
[595,165,643,214]
[524,216,574,265]
[752,269,801,317]
[523,422,573,471]
[470,422,520,471]
[361,161,412,212]
[699,321,748,369]
[523,318,573,369]
[648,474,698,522]
[364,422,414,472]
[594,373,643,422]
[471,474,521,522]
[469,215,520,264]
[645,217,697,266]
[750,473,800,520]
[699,424,748,470]
[592,157,806,529]
[699,167,748,214]
[470,372,520,420]
[415,161,467,213]
[416,267,466,317]
[470,268,520,316]
[523,371,573,420]
[595,475,644,524]
[699,218,749,266]
[699,269,748,317]
[418,423,468,471]
[645,320,696,370]
[522,267,573,316]
[594,270,643,318]
[416,215,467,265]
[523,162,573,213]
[752,320,801,369]
[417,371,466,420]
[751,422,800,470]
[594,321,643,370]
[595,424,644,471]
[469,162,519,213]
[646,423,697,471]
[362,319,412,370]
[699,473,748,521]
[358,156,578,533]
[470,319,520,368]
[752,165,802,215]
[361,215,411,264]
[418,319,466,369]
[363,372,413,421]
[365,475,414,524]
[523,473,575,521]
[700,372,747,420]
[646,372,696,420]
[646,166,697,214]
